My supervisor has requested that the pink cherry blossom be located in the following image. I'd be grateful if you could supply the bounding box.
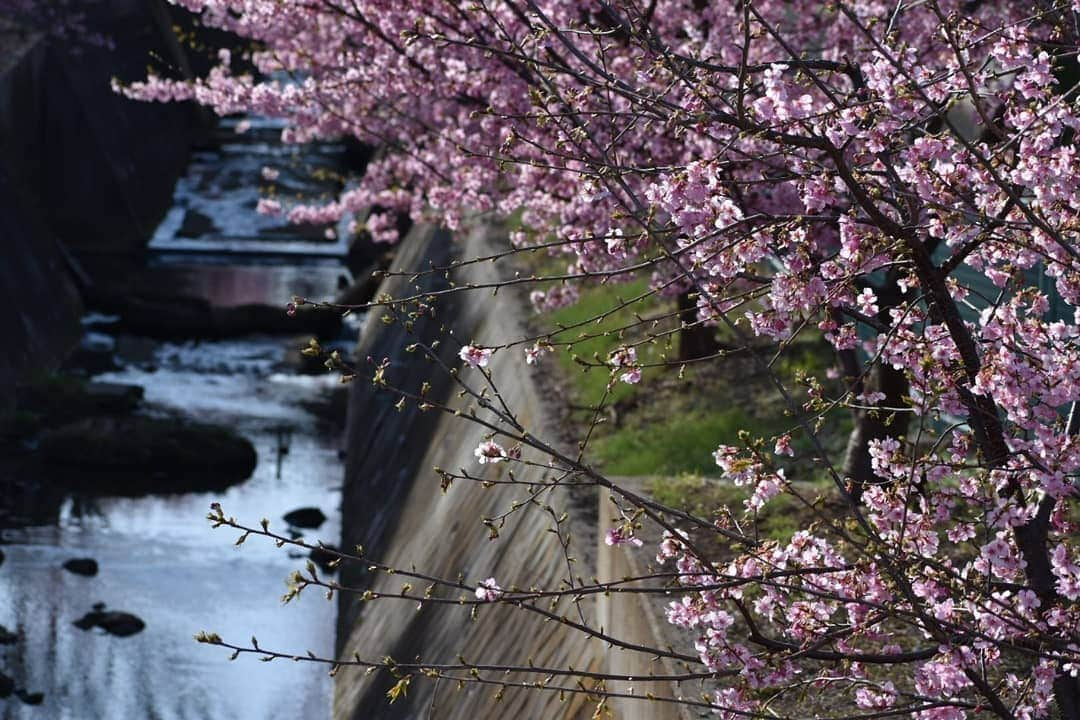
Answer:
[474,578,502,602]
[458,345,492,369]
[524,343,551,366]
[256,198,281,216]
[604,526,643,548]
[473,440,506,465]
[609,346,641,384]
[126,1,1080,714]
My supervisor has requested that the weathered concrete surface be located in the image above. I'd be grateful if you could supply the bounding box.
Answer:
[597,479,698,720]
[335,223,603,719]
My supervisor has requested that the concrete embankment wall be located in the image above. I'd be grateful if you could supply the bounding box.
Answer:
[335,223,694,719]
[597,480,695,720]
[335,222,601,719]
[0,2,207,404]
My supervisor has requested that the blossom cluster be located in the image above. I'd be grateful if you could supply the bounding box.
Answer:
[128,1,1080,716]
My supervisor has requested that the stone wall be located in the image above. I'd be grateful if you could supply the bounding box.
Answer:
[0,165,83,408]
[0,1,208,404]
[0,1,206,260]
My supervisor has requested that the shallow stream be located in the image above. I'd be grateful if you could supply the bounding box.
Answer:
[1,117,354,720]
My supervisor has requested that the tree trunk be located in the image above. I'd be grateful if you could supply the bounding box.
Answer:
[1055,674,1080,720]
[677,291,720,362]
[841,359,909,502]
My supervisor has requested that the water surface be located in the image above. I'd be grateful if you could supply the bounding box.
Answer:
[1,114,354,720]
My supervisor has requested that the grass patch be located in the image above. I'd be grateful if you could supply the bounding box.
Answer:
[529,261,844,500]
[547,277,674,406]
[647,473,838,545]
[535,278,842,481]
[592,407,764,476]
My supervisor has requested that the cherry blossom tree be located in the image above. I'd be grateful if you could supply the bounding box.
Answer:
[125,1,1080,717]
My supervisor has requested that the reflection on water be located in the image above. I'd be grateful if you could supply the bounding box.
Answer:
[133,260,350,310]
[0,337,343,720]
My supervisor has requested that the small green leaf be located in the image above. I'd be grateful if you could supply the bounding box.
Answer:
[386,676,411,704]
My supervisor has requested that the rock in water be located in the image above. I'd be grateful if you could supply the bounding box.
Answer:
[72,613,97,631]
[41,417,257,493]
[0,672,13,699]
[63,558,99,576]
[283,507,326,529]
[99,612,145,637]
[0,624,17,644]
[16,689,44,705]
[72,605,145,637]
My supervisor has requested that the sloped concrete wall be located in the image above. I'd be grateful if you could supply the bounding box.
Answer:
[335,223,603,719]
[596,480,697,720]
